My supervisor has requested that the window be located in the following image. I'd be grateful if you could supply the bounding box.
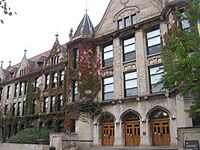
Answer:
[45,74,50,89]
[14,83,18,97]
[147,28,162,55]
[19,82,23,96]
[4,104,8,116]
[70,119,76,133]
[58,94,63,111]
[103,76,114,101]
[118,19,123,29]
[50,96,55,112]
[125,17,130,27]
[73,48,79,69]
[24,81,27,94]
[72,81,78,102]
[13,103,16,116]
[0,87,2,101]
[34,77,39,92]
[52,72,57,88]
[123,37,136,61]
[131,14,137,25]
[6,86,10,99]
[59,70,64,86]
[103,44,113,67]
[180,10,190,30]
[17,102,21,116]
[43,97,49,113]
[22,101,25,116]
[32,99,36,114]
[149,65,164,93]
[124,71,137,97]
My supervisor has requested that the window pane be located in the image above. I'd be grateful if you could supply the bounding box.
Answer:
[124,44,135,53]
[126,88,137,97]
[148,36,161,47]
[147,29,160,38]
[132,15,137,25]
[151,74,162,84]
[126,79,137,88]
[125,17,130,27]
[104,58,113,67]
[152,83,164,93]
[181,19,190,29]
[104,77,113,84]
[105,84,114,92]
[125,72,137,80]
[104,45,113,52]
[118,20,123,29]
[124,37,135,46]
[148,45,162,55]
[104,92,114,100]
[104,51,113,59]
[124,52,135,61]
[150,66,163,75]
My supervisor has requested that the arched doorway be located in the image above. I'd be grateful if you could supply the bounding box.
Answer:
[122,111,140,146]
[99,113,115,146]
[151,110,170,146]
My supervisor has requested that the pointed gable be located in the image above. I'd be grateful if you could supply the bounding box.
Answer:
[73,13,95,39]
[96,0,163,36]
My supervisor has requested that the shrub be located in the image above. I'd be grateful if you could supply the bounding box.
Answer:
[8,128,53,144]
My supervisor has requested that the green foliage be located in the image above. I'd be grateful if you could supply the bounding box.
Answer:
[161,0,200,118]
[8,128,53,144]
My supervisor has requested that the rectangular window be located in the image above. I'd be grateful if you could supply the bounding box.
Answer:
[7,86,10,99]
[72,81,78,102]
[0,88,2,101]
[50,96,55,112]
[149,65,164,93]
[125,17,130,27]
[118,19,123,29]
[52,72,57,88]
[34,77,39,92]
[58,94,63,111]
[73,48,79,69]
[4,104,8,116]
[32,99,36,114]
[45,74,50,89]
[13,103,16,116]
[24,81,27,94]
[103,76,114,101]
[103,44,113,67]
[14,83,18,97]
[19,82,23,96]
[131,14,137,25]
[124,71,137,97]
[22,101,25,116]
[43,97,48,113]
[59,70,64,86]
[17,102,21,116]
[123,37,136,61]
[147,28,162,55]
[180,11,190,30]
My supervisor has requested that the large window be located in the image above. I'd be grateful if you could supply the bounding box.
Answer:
[19,82,23,96]
[24,81,27,94]
[149,65,164,93]
[17,102,21,116]
[147,28,162,55]
[72,81,78,102]
[103,44,113,67]
[52,72,57,88]
[43,97,49,113]
[7,86,10,99]
[50,96,55,112]
[45,74,50,89]
[13,103,16,116]
[14,83,18,97]
[103,76,114,101]
[59,70,64,86]
[0,87,2,101]
[58,94,63,111]
[124,71,137,97]
[73,48,79,69]
[32,99,36,114]
[123,37,136,61]
[34,77,39,92]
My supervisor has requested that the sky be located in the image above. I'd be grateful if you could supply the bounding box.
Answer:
[0,0,110,68]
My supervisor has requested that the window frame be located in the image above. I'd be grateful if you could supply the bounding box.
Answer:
[72,80,78,102]
[103,76,114,101]
[102,44,113,67]
[50,96,55,113]
[122,36,136,62]
[124,71,138,97]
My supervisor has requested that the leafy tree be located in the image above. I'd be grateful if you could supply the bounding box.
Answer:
[0,0,16,24]
[161,0,200,118]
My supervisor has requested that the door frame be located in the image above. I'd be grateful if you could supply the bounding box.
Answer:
[102,123,115,146]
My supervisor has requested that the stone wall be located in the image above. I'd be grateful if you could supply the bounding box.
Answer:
[178,127,200,150]
[0,143,49,150]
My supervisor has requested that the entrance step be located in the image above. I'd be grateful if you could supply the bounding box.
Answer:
[79,147,178,150]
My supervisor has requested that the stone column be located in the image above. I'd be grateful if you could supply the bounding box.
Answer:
[140,120,151,146]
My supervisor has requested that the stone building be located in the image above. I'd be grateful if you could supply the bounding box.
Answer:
[0,0,196,148]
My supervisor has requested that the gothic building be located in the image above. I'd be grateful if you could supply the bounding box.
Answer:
[0,0,195,147]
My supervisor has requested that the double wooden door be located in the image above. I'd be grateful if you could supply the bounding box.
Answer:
[102,123,114,146]
[125,121,140,146]
[152,120,170,146]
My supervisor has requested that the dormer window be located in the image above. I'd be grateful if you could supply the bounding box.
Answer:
[117,14,137,30]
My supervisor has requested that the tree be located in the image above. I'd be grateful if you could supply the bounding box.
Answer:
[161,0,200,118]
[0,0,16,24]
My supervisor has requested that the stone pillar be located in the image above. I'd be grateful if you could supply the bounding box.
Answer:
[140,120,151,146]
[135,29,148,96]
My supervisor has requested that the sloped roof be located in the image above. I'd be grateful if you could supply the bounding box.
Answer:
[73,13,95,39]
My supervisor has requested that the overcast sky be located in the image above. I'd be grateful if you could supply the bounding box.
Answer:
[0,0,110,68]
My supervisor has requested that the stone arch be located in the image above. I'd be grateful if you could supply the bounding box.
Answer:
[113,6,140,22]
[120,109,141,122]
[145,105,171,120]
[97,112,116,124]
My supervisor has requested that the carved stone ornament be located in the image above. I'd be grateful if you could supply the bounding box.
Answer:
[120,0,129,5]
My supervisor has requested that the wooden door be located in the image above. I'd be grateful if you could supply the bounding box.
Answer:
[125,122,140,146]
[102,123,114,146]
[152,120,170,146]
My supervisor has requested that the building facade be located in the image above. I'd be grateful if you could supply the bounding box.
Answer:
[0,0,195,147]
